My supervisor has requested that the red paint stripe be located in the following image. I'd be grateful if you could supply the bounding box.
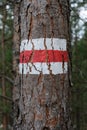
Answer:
[20,50,68,63]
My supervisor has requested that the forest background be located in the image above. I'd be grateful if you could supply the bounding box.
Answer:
[0,0,87,130]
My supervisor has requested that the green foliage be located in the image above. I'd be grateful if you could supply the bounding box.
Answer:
[0,1,13,128]
[71,1,87,129]
[72,33,87,130]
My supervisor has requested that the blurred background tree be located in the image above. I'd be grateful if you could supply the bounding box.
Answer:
[0,0,13,130]
[71,0,87,130]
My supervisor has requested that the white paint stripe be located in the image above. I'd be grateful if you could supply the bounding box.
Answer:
[20,38,67,52]
[19,62,68,75]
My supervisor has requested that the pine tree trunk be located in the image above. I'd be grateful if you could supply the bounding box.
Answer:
[13,0,72,130]
[2,5,7,130]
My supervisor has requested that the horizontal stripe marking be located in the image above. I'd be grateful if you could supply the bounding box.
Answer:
[19,62,68,75]
[20,38,67,52]
[20,50,68,63]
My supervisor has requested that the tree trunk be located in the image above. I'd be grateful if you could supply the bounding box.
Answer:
[13,0,72,130]
[2,5,7,130]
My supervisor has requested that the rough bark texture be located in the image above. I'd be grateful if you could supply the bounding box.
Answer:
[13,0,72,130]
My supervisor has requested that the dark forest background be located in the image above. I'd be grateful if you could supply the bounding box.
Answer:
[0,0,87,130]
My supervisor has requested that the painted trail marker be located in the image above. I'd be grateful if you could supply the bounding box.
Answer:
[19,38,68,75]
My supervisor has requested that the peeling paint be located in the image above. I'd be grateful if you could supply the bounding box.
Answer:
[19,38,68,75]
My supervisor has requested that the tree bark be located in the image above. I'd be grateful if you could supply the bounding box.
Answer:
[13,0,72,130]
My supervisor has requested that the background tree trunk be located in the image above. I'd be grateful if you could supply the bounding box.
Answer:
[13,0,72,130]
[2,5,7,130]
